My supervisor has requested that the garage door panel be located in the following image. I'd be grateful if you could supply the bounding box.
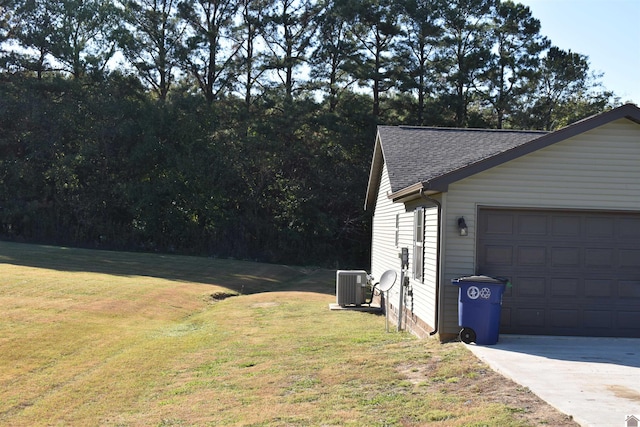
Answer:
[478,208,640,338]
[618,311,640,328]
[500,307,512,328]
[619,281,640,298]
[517,246,546,265]
[517,308,546,327]
[584,311,613,329]
[551,247,580,267]
[617,218,640,239]
[550,278,578,297]
[485,213,514,234]
[584,279,613,297]
[483,245,513,266]
[585,217,614,238]
[518,214,547,235]
[551,310,579,328]
[584,248,614,267]
[620,249,640,267]
[515,277,545,297]
[552,216,580,237]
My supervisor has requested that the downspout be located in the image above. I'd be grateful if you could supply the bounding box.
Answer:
[420,188,442,337]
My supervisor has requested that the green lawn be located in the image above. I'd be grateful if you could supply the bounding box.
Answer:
[0,242,574,426]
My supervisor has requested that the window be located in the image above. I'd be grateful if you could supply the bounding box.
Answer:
[395,213,400,247]
[414,208,424,281]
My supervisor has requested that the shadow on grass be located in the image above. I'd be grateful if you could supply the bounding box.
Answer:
[0,241,337,296]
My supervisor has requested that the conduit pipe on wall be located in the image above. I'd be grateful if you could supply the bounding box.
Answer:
[397,268,404,331]
[419,188,442,337]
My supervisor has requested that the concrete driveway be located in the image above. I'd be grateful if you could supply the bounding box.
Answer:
[465,335,640,427]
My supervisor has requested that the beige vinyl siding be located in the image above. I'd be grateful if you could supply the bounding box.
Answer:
[439,119,640,336]
[371,163,406,296]
[407,206,438,330]
[371,164,439,332]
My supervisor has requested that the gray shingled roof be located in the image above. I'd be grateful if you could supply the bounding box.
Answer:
[365,104,640,211]
[379,126,548,194]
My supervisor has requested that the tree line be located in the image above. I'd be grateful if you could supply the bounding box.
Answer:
[0,0,620,266]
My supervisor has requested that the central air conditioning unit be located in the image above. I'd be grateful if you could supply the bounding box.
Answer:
[336,270,368,306]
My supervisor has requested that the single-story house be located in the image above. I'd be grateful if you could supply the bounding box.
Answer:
[365,103,640,341]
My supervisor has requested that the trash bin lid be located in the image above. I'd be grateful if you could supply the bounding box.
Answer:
[454,275,506,284]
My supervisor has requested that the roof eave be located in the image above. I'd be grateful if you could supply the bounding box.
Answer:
[388,182,442,204]
[364,130,384,211]
[415,103,640,191]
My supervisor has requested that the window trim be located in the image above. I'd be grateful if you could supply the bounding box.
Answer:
[413,208,424,282]
[395,213,400,247]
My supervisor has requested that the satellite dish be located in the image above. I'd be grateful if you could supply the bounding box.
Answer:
[378,270,397,292]
[377,270,397,333]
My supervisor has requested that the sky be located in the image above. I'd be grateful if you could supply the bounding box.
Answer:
[517,0,640,106]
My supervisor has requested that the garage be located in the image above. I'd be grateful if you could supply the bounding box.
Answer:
[367,104,640,341]
[477,207,640,337]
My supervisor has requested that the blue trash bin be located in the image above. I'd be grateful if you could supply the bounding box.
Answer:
[451,275,507,345]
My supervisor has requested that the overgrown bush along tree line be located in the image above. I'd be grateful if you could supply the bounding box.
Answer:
[0,0,620,266]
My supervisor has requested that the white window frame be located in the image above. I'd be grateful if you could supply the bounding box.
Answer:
[414,208,424,282]
[395,213,400,247]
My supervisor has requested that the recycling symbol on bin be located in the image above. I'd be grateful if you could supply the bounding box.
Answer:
[466,286,492,300]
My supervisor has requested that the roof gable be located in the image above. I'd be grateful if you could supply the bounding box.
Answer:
[365,103,640,211]
[379,126,546,194]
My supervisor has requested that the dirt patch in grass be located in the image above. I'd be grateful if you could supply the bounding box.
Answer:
[250,301,280,308]
[209,291,239,301]
[398,357,577,426]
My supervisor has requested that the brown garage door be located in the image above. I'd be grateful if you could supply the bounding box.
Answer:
[477,208,640,337]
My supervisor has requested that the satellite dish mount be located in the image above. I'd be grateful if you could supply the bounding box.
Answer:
[377,270,397,332]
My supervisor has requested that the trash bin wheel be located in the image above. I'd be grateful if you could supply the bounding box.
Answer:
[459,327,476,344]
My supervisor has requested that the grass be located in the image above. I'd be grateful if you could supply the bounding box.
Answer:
[0,241,574,426]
